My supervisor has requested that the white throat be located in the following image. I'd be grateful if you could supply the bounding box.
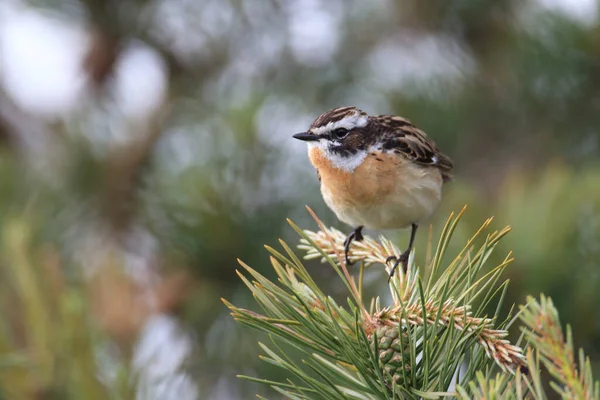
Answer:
[308,141,367,172]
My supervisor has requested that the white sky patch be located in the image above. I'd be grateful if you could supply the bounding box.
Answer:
[134,315,197,400]
[151,0,235,64]
[287,0,341,66]
[534,0,597,25]
[365,32,475,92]
[253,97,323,207]
[113,41,168,120]
[255,95,313,153]
[0,3,88,116]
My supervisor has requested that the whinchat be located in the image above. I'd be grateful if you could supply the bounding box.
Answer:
[293,106,453,278]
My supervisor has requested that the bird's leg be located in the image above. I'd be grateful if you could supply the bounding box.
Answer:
[343,226,364,266]
[387,223,418,282]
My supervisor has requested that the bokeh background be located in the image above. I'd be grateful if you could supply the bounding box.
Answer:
[0,0,599,398]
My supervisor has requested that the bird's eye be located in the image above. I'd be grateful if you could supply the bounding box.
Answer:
[332,128,349,139]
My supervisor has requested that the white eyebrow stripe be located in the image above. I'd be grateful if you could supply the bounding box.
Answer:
[311,113,368,135]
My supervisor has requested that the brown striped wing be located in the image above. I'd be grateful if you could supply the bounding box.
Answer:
[374,115,454,181]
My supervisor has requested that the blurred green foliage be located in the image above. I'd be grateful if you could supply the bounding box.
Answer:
[0,0,598,398]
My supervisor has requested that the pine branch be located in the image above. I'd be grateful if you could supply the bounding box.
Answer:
[300,213,525,373]
[225,208,528,398]
[457,295,600,400]
[519,295,600,400]
[372,300,525,373]
[456,369,532,400]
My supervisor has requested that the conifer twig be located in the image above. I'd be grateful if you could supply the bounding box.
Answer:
[520,295,600,399]
[298,221,527,373]
[304,206,369,320]
[227,209,536,398]
[373,301,525,373]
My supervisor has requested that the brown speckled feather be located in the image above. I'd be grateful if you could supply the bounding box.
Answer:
[372,115,454,182]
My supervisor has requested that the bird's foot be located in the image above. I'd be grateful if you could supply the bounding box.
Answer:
[386,252,410,283]
[343,226,364,266]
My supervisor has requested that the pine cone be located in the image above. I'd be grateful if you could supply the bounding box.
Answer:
[370,324,412,387]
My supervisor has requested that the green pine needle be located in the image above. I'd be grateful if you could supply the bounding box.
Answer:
[224,208,597,399]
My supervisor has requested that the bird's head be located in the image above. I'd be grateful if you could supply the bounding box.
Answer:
[293,107,372,162]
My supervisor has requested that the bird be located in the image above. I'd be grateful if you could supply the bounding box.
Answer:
[293,106,453,279]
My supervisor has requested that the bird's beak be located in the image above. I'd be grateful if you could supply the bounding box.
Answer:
[293,132,319,142]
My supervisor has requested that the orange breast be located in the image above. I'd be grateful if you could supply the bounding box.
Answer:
[308,147,397,206]
[308,147,444,229]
